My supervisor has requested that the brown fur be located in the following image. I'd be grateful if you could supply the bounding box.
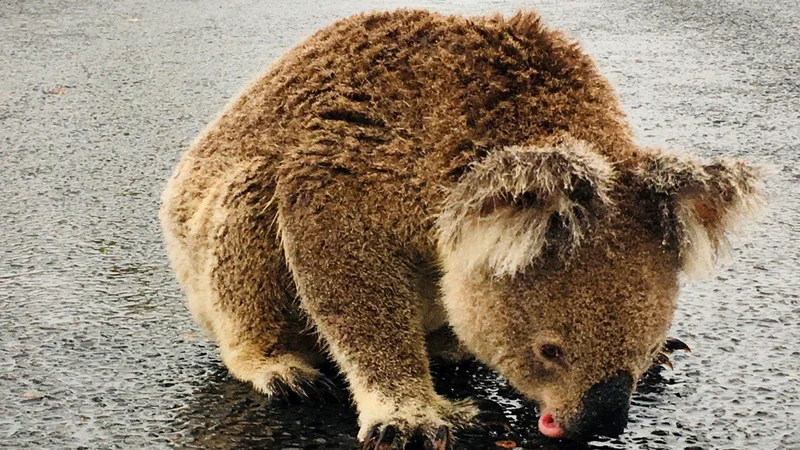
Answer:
[160,9,763,444]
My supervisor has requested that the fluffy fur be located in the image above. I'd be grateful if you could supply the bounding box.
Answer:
[437,137,616,277]
[160,9,764,446]
[634,150,764,278]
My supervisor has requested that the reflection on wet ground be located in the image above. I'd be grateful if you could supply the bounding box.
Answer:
[1,0,798,448]
[169,359,682,449]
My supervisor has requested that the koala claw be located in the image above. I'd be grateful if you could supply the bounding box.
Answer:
[647,337,693,373]
[297,373,342,402]
[472,398,512,432]
[663,337,692,354]
[256,367,340,402]
[361,423,453,450]
[362,424,401,450]
[423,425,452,450]
[652,352,674,370]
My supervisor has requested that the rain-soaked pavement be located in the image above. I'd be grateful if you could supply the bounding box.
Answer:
[1,0,799,448]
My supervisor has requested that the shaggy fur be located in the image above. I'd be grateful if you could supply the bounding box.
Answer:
[437,137,616,277]
[160,9,764,446]
[633,149,764,278]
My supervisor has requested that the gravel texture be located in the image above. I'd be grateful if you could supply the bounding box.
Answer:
[1,1,798,448]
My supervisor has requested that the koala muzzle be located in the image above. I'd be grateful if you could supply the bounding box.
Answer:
[570,371,634,440]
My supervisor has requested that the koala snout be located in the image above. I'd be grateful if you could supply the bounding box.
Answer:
[568,371,634,440]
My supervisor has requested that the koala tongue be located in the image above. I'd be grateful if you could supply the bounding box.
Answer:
[538,412,565,439]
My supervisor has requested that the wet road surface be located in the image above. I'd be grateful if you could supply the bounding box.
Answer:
[1,0,798,448]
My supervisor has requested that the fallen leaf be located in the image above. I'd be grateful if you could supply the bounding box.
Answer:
[48,87,66,95]
[181,332,200,342]
[22,391,45,400]
[495,440,517,449]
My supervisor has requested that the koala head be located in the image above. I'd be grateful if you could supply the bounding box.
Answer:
[436,138,763,440]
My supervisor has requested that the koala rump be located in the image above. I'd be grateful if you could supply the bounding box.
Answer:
[160,9,764,447]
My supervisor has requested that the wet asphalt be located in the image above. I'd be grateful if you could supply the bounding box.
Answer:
[1,0,798,449]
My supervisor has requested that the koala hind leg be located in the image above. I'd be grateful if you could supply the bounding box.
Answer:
[165,160,324,398]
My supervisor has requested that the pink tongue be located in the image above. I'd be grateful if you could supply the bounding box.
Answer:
[538,413,565,439]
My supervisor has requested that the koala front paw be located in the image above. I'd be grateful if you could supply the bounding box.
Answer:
[361,422,452,450]
[358,398,510,449]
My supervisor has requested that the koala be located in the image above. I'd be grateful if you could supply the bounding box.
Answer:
[160,9,763,448]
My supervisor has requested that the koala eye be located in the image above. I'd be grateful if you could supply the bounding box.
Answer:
[540,343,564,361]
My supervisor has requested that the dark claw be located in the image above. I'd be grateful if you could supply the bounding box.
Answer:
[317,374,340,393]
[473,398,512,432]
[653,352,673,370]
[362,425,402,450]
[301,374,342,402]
[362,426,381,450]
[266,377,289,398]
[664,337,692,354]
[423,425,452,450]
[265,369,342,403]
[376,425,399,450]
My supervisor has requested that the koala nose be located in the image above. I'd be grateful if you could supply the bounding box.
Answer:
[571,371,634,440]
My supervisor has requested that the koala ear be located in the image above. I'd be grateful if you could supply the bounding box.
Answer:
[437,138,616,277]
[634,149,765,278]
